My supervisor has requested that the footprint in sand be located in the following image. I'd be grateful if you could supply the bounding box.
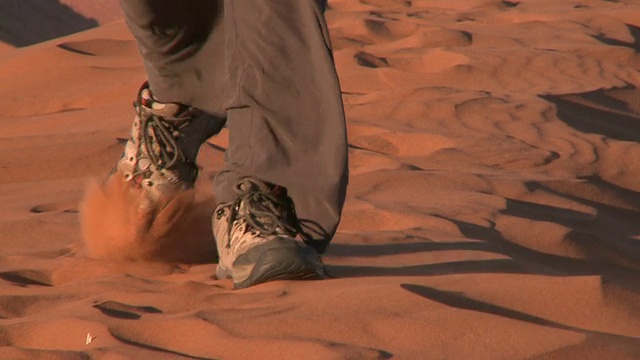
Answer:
[56,39,141,72]
[0,269,51,287]
[0,293,82,319]
[387,48,470,74]
[350,28,472,73]
[350,131,455,157]
[93,300,162,320]
[365,14,421,38]
[57,39,135,57]
[331,13,420,48]
[360,0,413,9]
[109,316,392,360]
[30,201,78,214]
[355,51,390,68]
[392,28,473,49]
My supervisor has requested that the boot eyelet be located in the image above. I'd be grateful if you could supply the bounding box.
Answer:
[215,208,225,219]
[123,172,133,181]
[144,179,153,187]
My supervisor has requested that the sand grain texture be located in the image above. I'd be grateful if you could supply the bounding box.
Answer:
[1,0,640,359]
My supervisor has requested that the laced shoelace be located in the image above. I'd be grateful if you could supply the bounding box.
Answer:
[226,177,312,248]
[137,103,192,172]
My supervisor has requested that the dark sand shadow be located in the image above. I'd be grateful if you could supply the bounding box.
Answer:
[329,258,534,278]
[590,23,640,51]
[0,0,98,47]
[542,87,640,143]
[401,283,640,346]
[523,178,640,269]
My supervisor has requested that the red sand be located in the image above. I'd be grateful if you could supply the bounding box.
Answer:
[80,174,216,264]
[1,0,640,359]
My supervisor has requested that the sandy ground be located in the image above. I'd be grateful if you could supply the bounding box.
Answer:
[1,0,640,359]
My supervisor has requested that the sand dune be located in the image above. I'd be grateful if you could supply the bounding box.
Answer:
[0,42,13,56]
[1,0,640,359]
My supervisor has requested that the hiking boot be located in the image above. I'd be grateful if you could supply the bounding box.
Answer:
[213,177,326,289]
[115,82,225,201]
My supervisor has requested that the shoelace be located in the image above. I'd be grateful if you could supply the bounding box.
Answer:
[226,177,312,248]
[138,103,191,171]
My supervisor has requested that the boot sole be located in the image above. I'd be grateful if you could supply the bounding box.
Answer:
[233,238,324,289]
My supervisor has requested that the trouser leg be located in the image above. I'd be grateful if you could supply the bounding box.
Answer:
[214,0,348,249]
[121,0,348,249]
[119,0,226,117]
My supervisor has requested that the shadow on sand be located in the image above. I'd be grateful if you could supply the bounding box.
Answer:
[328,87,640,348]
[0,0,98,47]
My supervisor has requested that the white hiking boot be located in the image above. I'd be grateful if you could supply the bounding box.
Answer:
[213,177,326,288]
[115,82,224,201]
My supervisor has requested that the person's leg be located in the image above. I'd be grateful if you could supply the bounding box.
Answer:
[212,0,348,288]
[214,0,348,251]
[118,0,348,288]
[116,0,225,199]
[121,0,346,234]
[120,0,226,117]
